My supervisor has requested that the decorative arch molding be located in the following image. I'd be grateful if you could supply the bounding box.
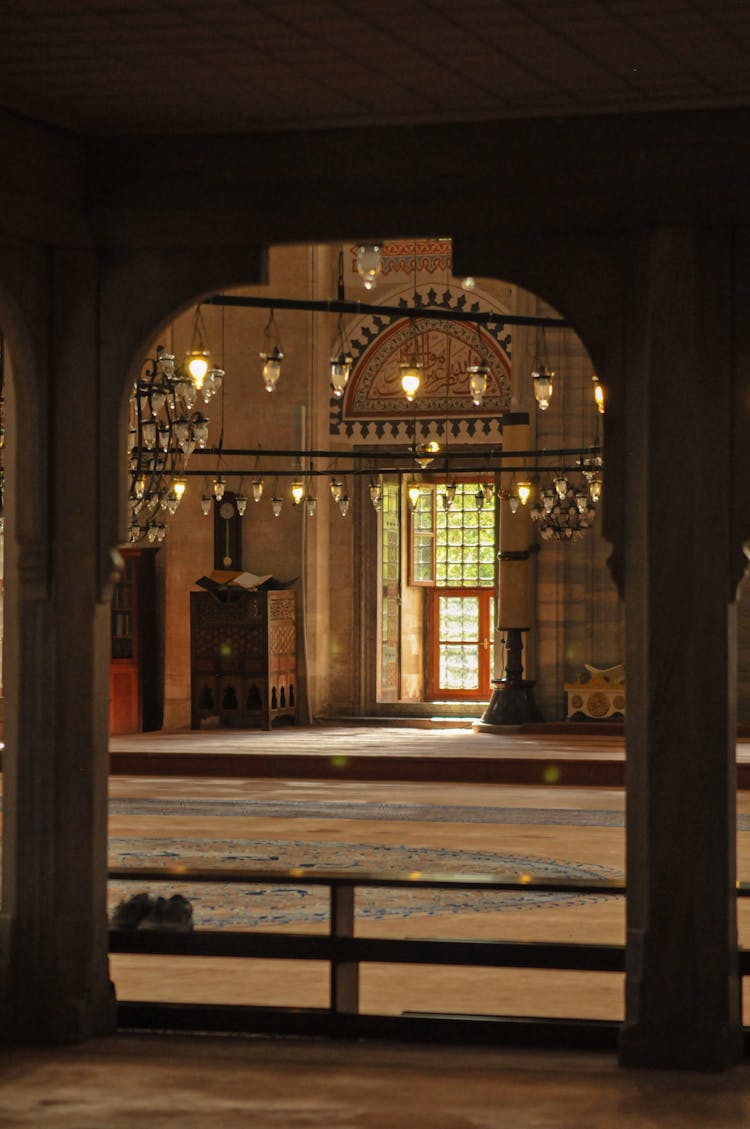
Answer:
[452,232,627,592]
[96,243,269,595]
[0,242,52,597]
[330,283,512,443]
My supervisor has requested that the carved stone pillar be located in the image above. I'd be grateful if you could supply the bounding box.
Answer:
[477,413,542,728]
[0,250,117,1043]
[615,225,745,1069]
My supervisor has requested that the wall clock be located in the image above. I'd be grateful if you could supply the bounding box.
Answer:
[213,491,243,570]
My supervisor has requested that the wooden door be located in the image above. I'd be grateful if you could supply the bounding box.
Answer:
[427,588,495,700]
[109,551,140,734]
[378,480,401,701]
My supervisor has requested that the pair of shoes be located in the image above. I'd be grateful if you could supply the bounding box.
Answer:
[109,892,155,930]
[138,894,194,932]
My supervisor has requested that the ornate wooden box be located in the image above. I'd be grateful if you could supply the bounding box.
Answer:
[190,588,297,730]
[564,663,625,721]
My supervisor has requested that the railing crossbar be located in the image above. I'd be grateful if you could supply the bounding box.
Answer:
[108,864,625,897]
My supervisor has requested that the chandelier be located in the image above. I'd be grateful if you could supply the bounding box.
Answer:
[530,461,602,542]
[128,343,216,544]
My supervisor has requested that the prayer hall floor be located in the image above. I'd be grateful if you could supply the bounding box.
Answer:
[5,724,750,1126]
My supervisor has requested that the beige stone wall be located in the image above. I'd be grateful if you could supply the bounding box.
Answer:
[162,245,338,726]
[738,570,750,722]
[512,297,624,721]
[153,242,750,726]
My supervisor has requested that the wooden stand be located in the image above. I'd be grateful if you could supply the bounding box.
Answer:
[190,588,297,730]
[564,669,626,721]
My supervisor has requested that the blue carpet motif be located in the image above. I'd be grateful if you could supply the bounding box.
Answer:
[108,836,623,928]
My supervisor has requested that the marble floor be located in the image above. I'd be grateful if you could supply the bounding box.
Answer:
[4,1034,750,1129]
[106,726,750,1023]
[5,725,750,1126]
[108,771,629,1020]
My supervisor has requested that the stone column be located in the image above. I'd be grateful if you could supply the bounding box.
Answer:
[0,248,117,1043]
[477,413,541,728]
[617,225,744,1069]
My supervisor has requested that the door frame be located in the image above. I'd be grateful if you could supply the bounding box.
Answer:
[426,587,494,701]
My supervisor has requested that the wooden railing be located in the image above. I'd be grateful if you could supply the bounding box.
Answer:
[109,864,628,1048]
[108,867,750,1048]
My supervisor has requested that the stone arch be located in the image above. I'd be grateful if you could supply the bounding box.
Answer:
[97,244,271,588]
[452,232,626,590]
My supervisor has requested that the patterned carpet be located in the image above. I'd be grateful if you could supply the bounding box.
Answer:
[108,795,625,928]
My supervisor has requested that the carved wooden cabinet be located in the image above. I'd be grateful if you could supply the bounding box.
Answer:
[190,588,297,730]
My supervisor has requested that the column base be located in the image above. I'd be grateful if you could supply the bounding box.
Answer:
[476,679,544,729]
[619,1021,744,1071]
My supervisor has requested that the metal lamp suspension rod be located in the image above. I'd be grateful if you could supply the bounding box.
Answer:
[192,445,600,462]
[205,293,567,329]
[173,465,590,478]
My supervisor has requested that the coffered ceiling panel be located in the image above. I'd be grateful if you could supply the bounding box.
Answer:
[0,0,746,135]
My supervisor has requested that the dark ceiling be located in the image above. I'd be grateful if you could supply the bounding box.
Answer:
[0,0,747,136]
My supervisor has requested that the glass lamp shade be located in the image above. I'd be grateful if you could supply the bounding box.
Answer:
[407,484,421,513]
[517,481,532,506]
[236,493,248,516]
[157,425,171,451]
[185,348,211,388]
[554,475,568,499]
[141,420,157,449]
[128,523,141,543]
[191,415,209,447]
[291,479,305,506]
[338,494,350,517]
[356,244,382,290]
[271,496,283,517]
[201,372,216,402]
[173,418,190,446]
[261,346,284,392]
[330,478,344,503]
[175,378,197,410]
[475,487,485,511]
[414,440,440,469]
[468,363,489,406]
[575,491,588,514]
[306,495,317,517]
[165,491,179,516]
[533,365,554,410]
[173,477,187,500]
[134,476,146,500]
[251,477,264,502]
[213,477,226,501]
[147,524,158,543]
[369,480,382,508]
[201,494,212,515]
[202,367,224,402]
[593,376,605,414]
[156,348,176,379]
[589,477,603,503]
[509,494,520,514]
[155,523,167,543]
[400,357,422,403]
[330,352,353,398]
[150,386,167,413]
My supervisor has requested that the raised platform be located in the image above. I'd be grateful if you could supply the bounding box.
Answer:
[104,723,750,790]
